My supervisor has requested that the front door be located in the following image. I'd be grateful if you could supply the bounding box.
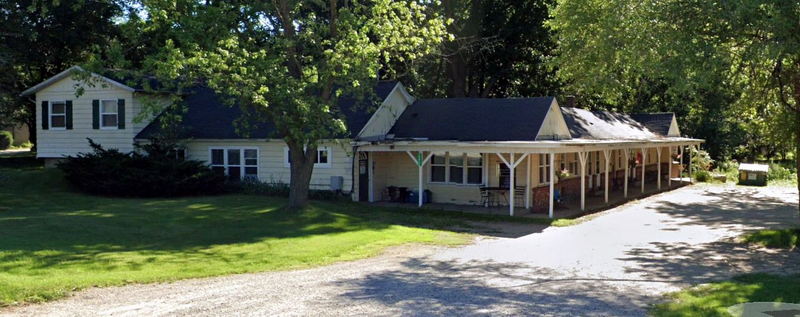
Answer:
[358,152,369,201]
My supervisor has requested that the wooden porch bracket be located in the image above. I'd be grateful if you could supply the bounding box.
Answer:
[496,152,529,216]
[641,147,647,193]
[656,147,663,189]
[578,151,587,211]
[406,151,434,207]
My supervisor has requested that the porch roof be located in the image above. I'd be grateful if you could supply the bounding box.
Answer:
[354,136,703,153]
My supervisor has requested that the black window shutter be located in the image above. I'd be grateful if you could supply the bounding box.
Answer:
[117,99,125,129]
[65,100,73,130]
[92,100,99,129]
[41,101,49,130]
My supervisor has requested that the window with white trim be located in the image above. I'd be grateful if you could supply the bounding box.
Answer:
[429,152,484,185]
[538,154,550,184]
[284,146,332,168]
[49,101,67,129]
[100,100,119,129]
[210,147,258,180]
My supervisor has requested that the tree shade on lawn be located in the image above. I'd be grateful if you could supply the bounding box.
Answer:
[0,168,468,305]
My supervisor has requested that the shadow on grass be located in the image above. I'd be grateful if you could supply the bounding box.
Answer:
[0,168,475,272]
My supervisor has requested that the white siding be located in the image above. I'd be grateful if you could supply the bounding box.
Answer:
[35,77,147,158]
[184,139,354,192]
[536,99,572,140]
[357,83,413,139]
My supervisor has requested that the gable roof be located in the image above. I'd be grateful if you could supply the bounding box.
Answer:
[20,66,137,96]
[630,113,676,136]
[388,97,555,141]
[560,107,659,140]
[136,82,398,140]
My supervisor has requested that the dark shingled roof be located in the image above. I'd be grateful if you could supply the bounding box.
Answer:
[388,97,554,141]
[136,81,398,140]
[561,107,659,140]
[630,113,675,136]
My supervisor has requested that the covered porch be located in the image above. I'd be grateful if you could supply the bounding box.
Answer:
[354,139,702,218]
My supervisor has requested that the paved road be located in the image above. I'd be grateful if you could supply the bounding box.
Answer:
[4,185,799,316]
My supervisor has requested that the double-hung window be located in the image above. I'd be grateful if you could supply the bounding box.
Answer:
[538,154,550,184]
[210,147,258,180]
[284,146,332,168]
[100,100,119,129]
[429,152,483,185]
[49,101,67,129]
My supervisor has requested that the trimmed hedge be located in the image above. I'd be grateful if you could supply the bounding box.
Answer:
[58,139,226,197]
[0,131,12,150]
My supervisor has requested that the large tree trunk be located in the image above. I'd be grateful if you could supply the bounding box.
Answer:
[287,142,317,209]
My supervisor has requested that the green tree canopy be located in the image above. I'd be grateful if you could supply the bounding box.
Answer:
[129,0,447,207]
[550,0,800,206]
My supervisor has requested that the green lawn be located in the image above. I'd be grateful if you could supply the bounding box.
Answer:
[743,228,800,249]
[651,274,800,317]
[0,167,472,305]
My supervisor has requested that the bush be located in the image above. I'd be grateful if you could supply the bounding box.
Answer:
[768,163,797,182]
[712,160,739,183]
[238,177,348,201]
[0,131,12,150]
[693,170,711,182]
[58,138,227,197]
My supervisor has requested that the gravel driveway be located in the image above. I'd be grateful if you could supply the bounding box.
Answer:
[4,185,799,316]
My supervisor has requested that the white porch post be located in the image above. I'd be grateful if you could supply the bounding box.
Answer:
[668,146,672,187]
[603,149,610,203]
[368,152,374,202]
[656,147,662,190]
[406,151,433,207]
[496,152,529,216]
[509,153,515,216]
[525,155,531,209]
[624,149,629,198]
[578,151,587,211]
[689,144,694,184]
[549,151,555,218]
[679,145,684,181]
[641,147,647,193]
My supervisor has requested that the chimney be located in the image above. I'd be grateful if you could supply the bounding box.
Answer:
[565,95,576,108]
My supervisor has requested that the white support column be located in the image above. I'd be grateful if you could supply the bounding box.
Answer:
[525,155,531,209]
[368,152,375,202]
[624,149,629,198]
[603,149,610,203]
[496,152,529,216]
[689,144,694,184]
[668,146,672,187]
[641,148,647,193]
[656,147,662,190]
[549,151,555,218]
[578,151,587,211]
[406,151,433,207]
[509,153,516,216]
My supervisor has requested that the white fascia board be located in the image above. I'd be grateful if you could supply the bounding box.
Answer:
[21,65,136,96]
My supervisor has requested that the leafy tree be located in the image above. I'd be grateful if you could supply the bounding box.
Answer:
[0,0,122,148]
[549,0,800,207]
[406,0,560,98]
[132,0,447,208]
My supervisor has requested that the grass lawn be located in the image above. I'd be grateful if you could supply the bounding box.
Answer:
[742,228,800,249]
[0,167,475,305]
[651,274,800,317]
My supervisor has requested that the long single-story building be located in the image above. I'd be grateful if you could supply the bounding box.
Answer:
[23,66,703,217]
